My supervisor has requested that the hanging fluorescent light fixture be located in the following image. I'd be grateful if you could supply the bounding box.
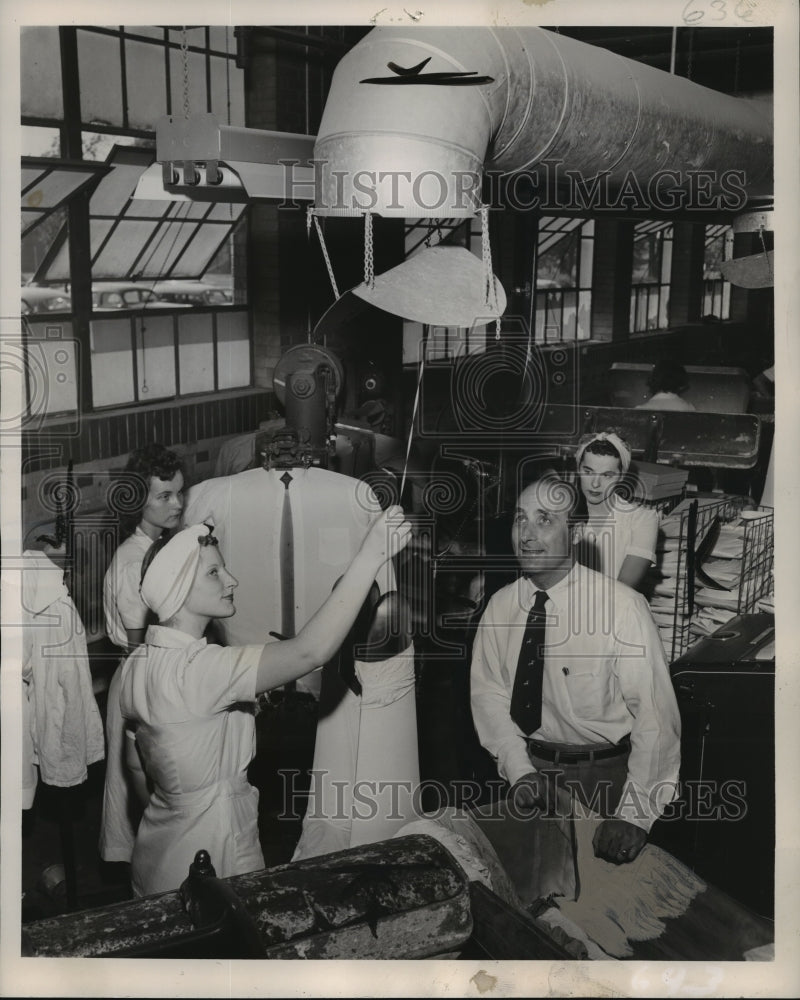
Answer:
[134,112,316,203]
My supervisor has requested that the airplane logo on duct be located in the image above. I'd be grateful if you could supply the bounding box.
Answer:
[360,57,494,86]
[351,246,506,329]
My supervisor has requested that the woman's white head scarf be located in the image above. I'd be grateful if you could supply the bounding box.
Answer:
[140,523,215,622]
[575,431,632,473]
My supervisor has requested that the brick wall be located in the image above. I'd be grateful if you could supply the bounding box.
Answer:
[21,388,277,540]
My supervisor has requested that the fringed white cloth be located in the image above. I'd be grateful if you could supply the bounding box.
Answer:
[557,799,706,958]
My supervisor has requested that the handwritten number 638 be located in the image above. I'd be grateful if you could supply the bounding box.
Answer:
[683,0,757,23]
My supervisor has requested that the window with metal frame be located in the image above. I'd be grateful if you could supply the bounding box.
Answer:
[532,216,594,343]
[630,220,673,333]
[20,25,250,413]
[703,224,733,320]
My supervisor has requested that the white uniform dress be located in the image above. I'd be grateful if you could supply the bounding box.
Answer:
[103,527,154,648]
[119,625,264,896]
[576,500,658,580]
[183,465,418,860]
[99,527,156,864]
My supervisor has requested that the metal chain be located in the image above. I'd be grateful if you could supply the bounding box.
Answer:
[311,210,340,299]
[424,218,444,248]
[181,27,191,118]
[364,212,375,289]
[481,205,501,340]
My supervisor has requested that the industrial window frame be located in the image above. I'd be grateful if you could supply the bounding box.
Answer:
[629,220,674,333]
[531,216,595,344]
[20,25,251,416]
[703,223,734,321]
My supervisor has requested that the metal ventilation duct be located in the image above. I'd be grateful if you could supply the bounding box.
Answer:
[313,27,773,218]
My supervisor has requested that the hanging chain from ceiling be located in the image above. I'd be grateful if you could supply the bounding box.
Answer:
[481,205,501,341]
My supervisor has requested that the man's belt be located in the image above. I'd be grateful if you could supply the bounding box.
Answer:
[525,736,631,764]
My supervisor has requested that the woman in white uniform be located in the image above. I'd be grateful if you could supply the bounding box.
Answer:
[100,444,185,865]
[573,431,658,593]
[120,508,411,897]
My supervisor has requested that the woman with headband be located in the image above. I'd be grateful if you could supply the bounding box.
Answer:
[118,508,411,897]
[574,430,658,593]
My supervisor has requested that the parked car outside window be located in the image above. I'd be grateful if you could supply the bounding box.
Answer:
[21,284,71,315]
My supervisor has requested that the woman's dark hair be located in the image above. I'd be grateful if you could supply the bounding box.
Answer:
[582,438,622,463]
[113,443,185,537]
[126,442,184,484]
[648,360,689,396]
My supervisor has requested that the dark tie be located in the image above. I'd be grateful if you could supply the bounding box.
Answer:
[510,590,549,735]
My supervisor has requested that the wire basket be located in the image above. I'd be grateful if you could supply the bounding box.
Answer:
[652,495,772,662]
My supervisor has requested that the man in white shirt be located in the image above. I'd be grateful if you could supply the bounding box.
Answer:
[470,472,681,865]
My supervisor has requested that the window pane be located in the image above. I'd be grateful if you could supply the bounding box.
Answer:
[78,30,124,127]
[135,316,176,399]
[170,224,233,276]
[632,235,660,283]
[135,220,200,276]
[22,205,67,278]
[537,231,578,288]
[125,39,168,130]
[24,321,78,414]
[91,318,135,407]
[658,288,669,329]
[90,157,145,213]
[21,28,63,119]
[562,290,577,340]
[23,166,99,216]
[544,291,562,342]
[535,297,546,342]
[178,313,215,393]
[577,291,592,340]
[579,235,594,289]
[636,292,648,331]
[82,132,154,163]
[21,126,61,158]
[216,311,250,389]
[38,239,69,283]
[209,55,245,127]
[648,289,660,329]
[660,236,673,284]
[209,27,235,52]
[93,219,160,276]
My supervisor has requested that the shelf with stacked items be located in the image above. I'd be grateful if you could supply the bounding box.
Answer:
[648,497,773,662]
[633,462,690,510]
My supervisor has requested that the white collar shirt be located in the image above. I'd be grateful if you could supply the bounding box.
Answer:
[470,562,681,830]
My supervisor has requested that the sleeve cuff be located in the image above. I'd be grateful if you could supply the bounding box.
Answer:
[503,741,538,787]
[613,779,678,832]
[355,645,415,707]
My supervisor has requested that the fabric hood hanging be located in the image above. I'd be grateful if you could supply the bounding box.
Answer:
[350,245,507,329]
